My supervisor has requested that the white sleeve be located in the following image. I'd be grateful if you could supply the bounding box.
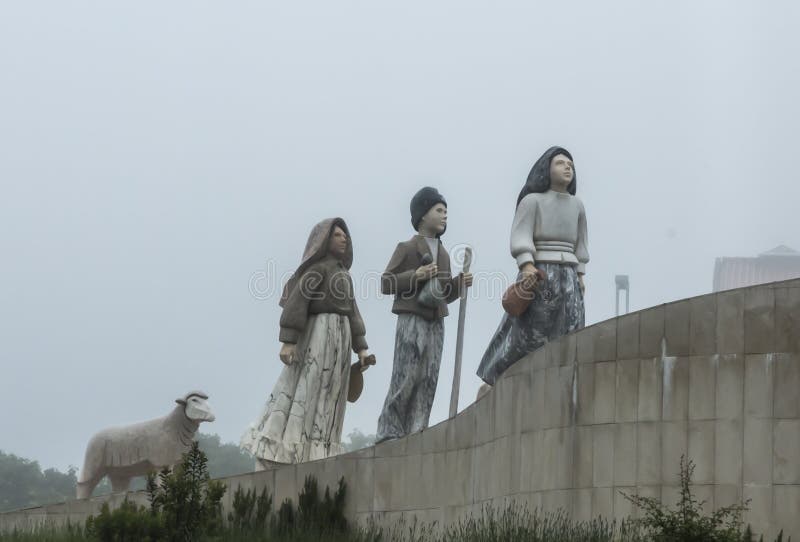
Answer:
[510,195,537,268]
[575,199,589,274]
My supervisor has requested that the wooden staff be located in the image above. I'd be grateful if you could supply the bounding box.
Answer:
[449,246,472,418]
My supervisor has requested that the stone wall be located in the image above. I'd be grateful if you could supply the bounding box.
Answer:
[2,279,799,538]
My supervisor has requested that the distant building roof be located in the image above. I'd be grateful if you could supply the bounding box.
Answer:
[713,245,800,292]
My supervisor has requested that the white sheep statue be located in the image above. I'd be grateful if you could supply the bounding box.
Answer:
[76,391,215,499]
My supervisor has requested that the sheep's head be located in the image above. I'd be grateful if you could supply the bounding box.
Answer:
[176,391,216,423]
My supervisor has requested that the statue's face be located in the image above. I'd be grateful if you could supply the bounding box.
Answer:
[549,153,574,191]
[420,203,447,235]
[329,226,348,258]
[184,395,215,423]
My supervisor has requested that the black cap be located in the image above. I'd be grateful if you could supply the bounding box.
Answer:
[410,187,447,234]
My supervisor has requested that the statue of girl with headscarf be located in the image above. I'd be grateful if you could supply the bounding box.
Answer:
[241,218,372,467]
[477,146,589,386]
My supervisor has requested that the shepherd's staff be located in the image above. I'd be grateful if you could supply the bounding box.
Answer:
[449,246,473,418]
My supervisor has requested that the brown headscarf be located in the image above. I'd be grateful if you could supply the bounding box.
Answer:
[279,218,353,307]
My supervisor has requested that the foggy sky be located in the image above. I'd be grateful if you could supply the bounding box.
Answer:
[1,1,798,472]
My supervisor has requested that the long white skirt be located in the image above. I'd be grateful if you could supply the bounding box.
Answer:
[241,313,352,464]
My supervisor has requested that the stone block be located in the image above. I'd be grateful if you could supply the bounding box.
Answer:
[575,425,593,488]
[274,465,297,510]
[594,361,616,424]
[576,364,594,425]
[776,286,800,353]
[773,485,800,542]
[473,391,494,446]
[421,420,447,453]
[662,357,689,421]
[574,488,593,522]
[520,432,539,493]
[486,438,512,500]
[637,422,661,485]
[774,419,800,484]
[406,508,442,529]
[592,487,614,519]
[522,491,543,513]
[560,365,577,426]
[401,453,422,510]
[743,417,773,485]
[717,290,745,354]
[546,334,575,366]
[471,442,492,503]
[774,353,800,418]
[593,424,614,487]
[715,419,743,485]
[665,300,691,356]
[613,487,636,521]
[617,312,640,360]
[714,484,742,510]
[614,423,637,486]
[544,366,574,429]
[745,287,776,354]
[742,485,773,539]
[690,295,717,355]
[445,448,473,506]
[638,357,663,422]
[406,431,423,457]
[353,458,374,512]
[716,353,743,420]
[373,457,394,511]
[447,404,475,450]
[505,433,522,495]
[530,347,548,371]
[375,435,407,458]
[745,354,774,419]
[692,484,715,513]
[545,365,576,428]
[688,420,715,484]
[615,359,639,423]
[640,305,665,358]
[595,319,617,361]
[661,421,688,484]
[688,355,716,420]
[541,489,573,515]
[576,326,595,363]
[418,452,443,510]
[505,349,533,378]
[494,374,518,438]
[541,428,573,490]
[510,371,532,436]
[522,369,546,433]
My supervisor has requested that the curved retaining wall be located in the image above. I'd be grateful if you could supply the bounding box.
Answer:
[3,279,799,538]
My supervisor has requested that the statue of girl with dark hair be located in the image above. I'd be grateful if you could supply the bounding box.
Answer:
[477,146,589,385]
[241,218,371,467]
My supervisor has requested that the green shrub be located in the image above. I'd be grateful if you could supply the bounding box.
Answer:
[85,500,163,542]
[146,442,226,541]
[622,455,788,542]
[227,486,271,533]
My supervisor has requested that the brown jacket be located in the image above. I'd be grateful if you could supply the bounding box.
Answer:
[381,235,463,321]
[279,256,368,352]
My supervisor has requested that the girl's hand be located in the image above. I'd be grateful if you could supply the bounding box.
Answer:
[279,343,297,365]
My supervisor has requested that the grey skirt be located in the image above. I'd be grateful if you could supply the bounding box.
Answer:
[477,262,584,385]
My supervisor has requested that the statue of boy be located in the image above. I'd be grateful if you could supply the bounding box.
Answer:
[477,146,589,385]
[241,218,372,467]
[376,187,473,443]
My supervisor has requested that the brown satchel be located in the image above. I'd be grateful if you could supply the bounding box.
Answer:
[347,354,377,403]
[502,269,546,317]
